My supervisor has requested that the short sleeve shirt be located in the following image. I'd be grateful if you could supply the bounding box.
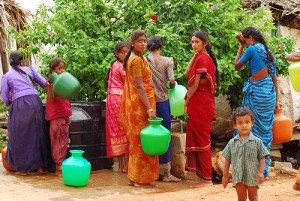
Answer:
[222,132,269,187]
[240,44,266,74]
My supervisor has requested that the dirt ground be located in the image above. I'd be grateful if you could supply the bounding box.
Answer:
[0,159,300,201]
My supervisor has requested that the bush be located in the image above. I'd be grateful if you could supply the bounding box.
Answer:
[9,0,295,108]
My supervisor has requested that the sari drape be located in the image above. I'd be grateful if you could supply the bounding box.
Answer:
[120,54,159,184]
[106,61,129,158]
[185,54,216,181]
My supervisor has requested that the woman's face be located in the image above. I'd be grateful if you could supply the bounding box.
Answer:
[53,62,65,75]
[243,35,253,47]
[116,46,130,62]
[133,35,147,55]
[191,36,207,54]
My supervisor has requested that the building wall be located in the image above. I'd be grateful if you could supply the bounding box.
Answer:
[280,26,300,120]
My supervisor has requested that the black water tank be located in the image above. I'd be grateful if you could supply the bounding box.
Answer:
[68,101,113,170]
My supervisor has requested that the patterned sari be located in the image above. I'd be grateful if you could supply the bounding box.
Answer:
[120,54,159,184]
[106,61,129,158]
[185,53,216,181]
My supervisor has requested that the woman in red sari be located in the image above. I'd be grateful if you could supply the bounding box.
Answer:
[184,31,219,187]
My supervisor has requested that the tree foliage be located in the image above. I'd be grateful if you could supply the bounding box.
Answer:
[9,0,295,107]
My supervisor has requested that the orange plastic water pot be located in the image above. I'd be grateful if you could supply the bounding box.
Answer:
[272,108,292,144]
[1,146,14,171]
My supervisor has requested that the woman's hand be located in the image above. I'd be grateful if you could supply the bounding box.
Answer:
[148,111,156,120]
[236,33,245,45]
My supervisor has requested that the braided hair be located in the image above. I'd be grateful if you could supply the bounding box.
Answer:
[123,30,147,70]
[242,27,274,62]
[192,31,220,84]
[9,51,35,84]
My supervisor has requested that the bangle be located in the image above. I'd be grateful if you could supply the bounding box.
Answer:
[147,108,154,113]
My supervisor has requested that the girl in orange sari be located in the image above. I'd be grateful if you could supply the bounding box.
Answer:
[184,31,219,187]
[120,30,159,188]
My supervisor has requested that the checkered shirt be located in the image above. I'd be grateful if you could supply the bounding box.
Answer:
[222,132,269,187]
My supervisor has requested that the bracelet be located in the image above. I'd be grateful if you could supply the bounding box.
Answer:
[186,93,191,98]
[147,108,154,113]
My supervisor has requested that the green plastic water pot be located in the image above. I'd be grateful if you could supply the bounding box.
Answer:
[168,82,187,116]
[62,150,91,187]
[288,61,300,92]
[140,117,171,156]
[49,72,81,100]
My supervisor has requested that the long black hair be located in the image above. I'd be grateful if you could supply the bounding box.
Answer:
[105,41,130,87]
[192,31,220,84]
[9,51,35,84]
[123,30,147,70]
[242,27,274,62]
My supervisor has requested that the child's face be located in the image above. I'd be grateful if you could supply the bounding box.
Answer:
[53,62,65,75]
[116,46,130,62]
[235,115,253,137]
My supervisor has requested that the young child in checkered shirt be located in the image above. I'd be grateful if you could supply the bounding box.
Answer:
[222,107,269,201]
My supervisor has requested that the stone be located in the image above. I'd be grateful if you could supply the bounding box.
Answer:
[273,161,293,170]
[170,132,186,179]
[270,150,282,161]
[271,144,283,150]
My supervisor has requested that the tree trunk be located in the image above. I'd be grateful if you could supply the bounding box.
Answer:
[0,40,9,74]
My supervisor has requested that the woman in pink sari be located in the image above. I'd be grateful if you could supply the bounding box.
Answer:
[184,31,219,187]
[105,42,130,173]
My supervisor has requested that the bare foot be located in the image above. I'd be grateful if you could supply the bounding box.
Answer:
[128,180,158,188]
[37,168,49,174]
[15,171,28,176]
[190,181,213,188]
[293,183,300,191]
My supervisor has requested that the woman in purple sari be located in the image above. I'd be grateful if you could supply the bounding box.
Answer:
[1,51,50,175]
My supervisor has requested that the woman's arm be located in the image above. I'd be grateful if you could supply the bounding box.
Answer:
[234,45,245,70]
[184,53,198,77]
[234,33,246,71]
[134,76,156,120]
[184,73,201,114]
[31,68,47,87]
[46,82,54,102]
[167,58,175,89]
[286,52,300,62]
[1,75,11,106]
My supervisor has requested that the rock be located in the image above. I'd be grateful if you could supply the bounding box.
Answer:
[271,144,283,150]
[270,150,282,161]
[279,167,298,176]
[273,161,293,170]
[170,132,186,179]
[211,118,234,141]
[212,151,232,179]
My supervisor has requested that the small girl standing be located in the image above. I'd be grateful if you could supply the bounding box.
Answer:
[105,42,130,172]
[46,58,72,176]
[222,107,269,201]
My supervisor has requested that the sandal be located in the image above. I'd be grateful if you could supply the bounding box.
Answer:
[293,183,300,191]
[37,168,49,174]
[15,171,28,176]
[163,175,181,182]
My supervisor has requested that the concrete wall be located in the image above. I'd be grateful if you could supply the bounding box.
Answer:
[280,26,300,120]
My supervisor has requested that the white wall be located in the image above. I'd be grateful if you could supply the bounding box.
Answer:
[280,26,300,120]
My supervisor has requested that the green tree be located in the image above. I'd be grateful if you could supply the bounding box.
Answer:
[9,0,294,107]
